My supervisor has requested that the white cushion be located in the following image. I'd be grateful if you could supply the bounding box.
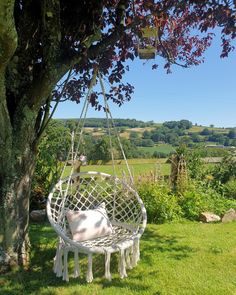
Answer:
[66,203,113,242]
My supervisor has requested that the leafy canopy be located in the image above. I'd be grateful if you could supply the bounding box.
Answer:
[11,0,236,116]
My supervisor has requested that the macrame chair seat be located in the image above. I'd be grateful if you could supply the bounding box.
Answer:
[47,171,147,281]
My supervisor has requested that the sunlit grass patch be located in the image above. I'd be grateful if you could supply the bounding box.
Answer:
[2,222,236,295]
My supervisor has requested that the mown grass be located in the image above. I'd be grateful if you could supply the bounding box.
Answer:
[1,222,236,295]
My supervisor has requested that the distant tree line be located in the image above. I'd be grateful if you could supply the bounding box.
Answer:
[59,118,155,130]
[198,128,236,146]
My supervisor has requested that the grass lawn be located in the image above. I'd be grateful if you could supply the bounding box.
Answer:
[1,222,236,295]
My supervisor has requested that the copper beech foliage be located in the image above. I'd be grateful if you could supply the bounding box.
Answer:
[16,1,236,111]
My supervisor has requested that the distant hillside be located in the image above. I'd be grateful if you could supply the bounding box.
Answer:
[45,118,236,161]
[54,118,236,152]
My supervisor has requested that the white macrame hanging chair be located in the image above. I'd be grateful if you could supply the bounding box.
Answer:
[47,70,147,282]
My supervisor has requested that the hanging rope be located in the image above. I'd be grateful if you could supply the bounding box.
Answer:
[60,68,134,195]
[98,71,117,177]
[98,71,134,185]
[60,69,98,197]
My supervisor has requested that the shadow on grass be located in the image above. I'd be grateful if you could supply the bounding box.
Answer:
[1,223,195,295]
[141,226,196,263]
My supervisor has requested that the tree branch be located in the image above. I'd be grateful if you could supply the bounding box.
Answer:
[0,0,18,179]
[41,0,61,71]
[24,0,61,110]
[0,0,18,69]
[36,67,73,140]
[36,96,51,136]
[157,32,188,68]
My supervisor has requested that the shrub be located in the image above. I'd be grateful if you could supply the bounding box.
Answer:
[138,180,236,223]
[223,179,236,199]
[210,151,236,184]
[138,182,183,223]
[152,151,169,158]
[179,182,236,220]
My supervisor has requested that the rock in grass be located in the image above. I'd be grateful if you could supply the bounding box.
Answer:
[221,208,236,223]
[199,212,221,223]
[30,209,46,222]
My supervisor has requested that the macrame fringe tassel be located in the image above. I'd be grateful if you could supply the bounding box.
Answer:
[125,247,132,270]
[63,248,69,282]
[131,238,140,268]
[74,249,80,278]
[53,243,59,273]
[119,249,127,279]
[86,253,93,283]
[104,251,112,280]
[54,243,63,277]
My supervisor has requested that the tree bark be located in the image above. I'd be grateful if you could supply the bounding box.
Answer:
[0,0,18,271]
[1,108,39,270]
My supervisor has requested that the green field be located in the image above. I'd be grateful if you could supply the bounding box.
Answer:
[186,125,229,134]
[138,144,176,155]
[2,222,236,295]
[64,158,171,178]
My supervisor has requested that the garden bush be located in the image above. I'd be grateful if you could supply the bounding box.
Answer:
[178,182,234,220]
[223,179,236,199]
[138,182,183,223]
[138,180,236,223]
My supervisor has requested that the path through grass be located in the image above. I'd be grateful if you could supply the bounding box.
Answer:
[1,222,236,295]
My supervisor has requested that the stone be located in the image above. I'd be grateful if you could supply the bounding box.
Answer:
[199,212,221,223]
[30,209,46,222]
[221,208,236,223]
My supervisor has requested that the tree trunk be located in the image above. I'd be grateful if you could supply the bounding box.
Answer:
[0,0,18,271]
[1,122,37,271]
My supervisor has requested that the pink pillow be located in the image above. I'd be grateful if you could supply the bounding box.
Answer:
[66,203,113,242]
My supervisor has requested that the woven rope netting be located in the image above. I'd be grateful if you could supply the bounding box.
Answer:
[48,171,146,253]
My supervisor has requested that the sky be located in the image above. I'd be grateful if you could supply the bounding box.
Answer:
[54,31,236,128]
